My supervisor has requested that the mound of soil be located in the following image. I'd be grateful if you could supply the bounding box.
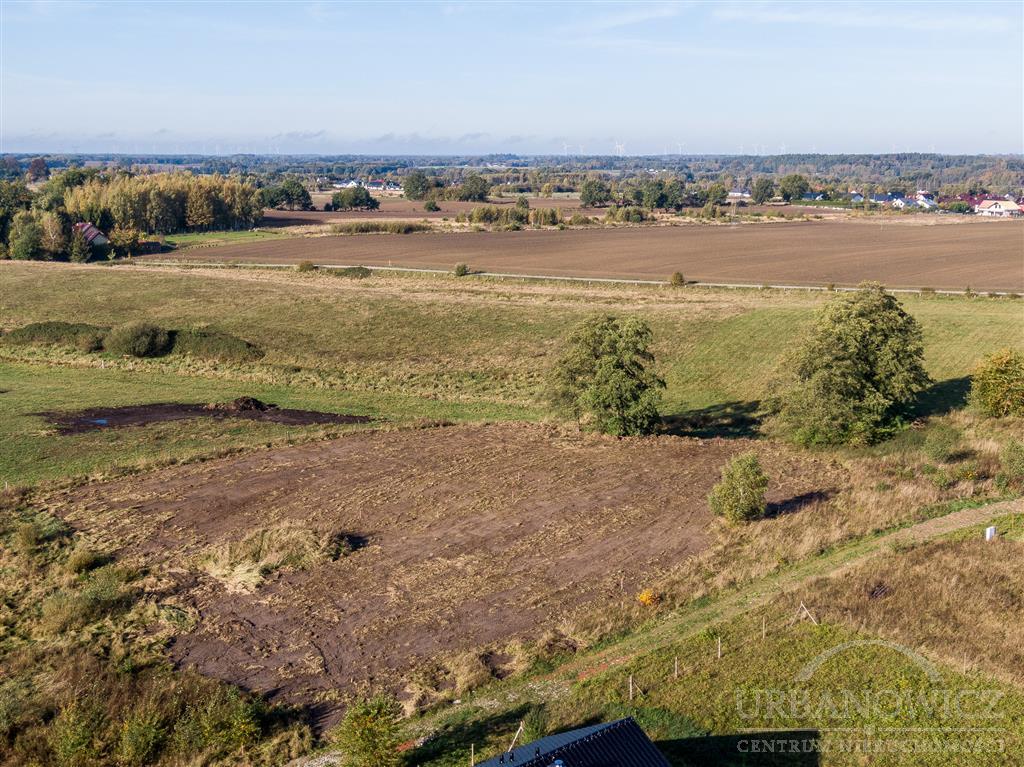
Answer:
[37,401,371,434]
[49,422,840,727]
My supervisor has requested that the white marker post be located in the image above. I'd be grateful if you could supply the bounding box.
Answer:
[985,526,997,542]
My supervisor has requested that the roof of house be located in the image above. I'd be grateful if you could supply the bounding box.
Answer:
[978,199,1021,210]
[474,718,670,767]
[72,222,106,244]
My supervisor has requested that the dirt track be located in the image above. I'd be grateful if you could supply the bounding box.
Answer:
[158,219,1024,291]
[50,423,835,724]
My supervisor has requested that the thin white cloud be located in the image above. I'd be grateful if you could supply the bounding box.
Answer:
[713,3,1007,34]
[574,2,687,34]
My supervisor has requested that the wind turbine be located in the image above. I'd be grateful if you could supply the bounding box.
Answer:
[563,142,571,157]
[614,141,625,157]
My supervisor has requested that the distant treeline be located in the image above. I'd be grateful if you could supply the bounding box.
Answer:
[0,169,262,262]
[5,152,1021,195]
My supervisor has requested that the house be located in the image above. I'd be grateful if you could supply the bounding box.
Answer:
[801,192,827,201]
[72,222,109,247]
[892,197,917,209]
[975,199,1022,217]
[869,193,894,205]
[727,187,751,200]
[474,718,670,767]
[916,197,938,210]
[850,193,865,203]
[915,190,935,202]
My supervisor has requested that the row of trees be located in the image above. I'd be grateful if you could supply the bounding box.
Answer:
[548,284,936,445]
[576,174,813,210]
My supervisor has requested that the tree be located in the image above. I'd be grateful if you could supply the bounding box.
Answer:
[280,178,313,210]
[185,186,215,230]
[424,199,440,212]
[8,210,44,260]
[457,174,489,202]
[27,157,48,182]
[108,225,141,257]
[969,349,1024,417]
[775,283,931,445]
[549,315,665,436]
[579,179,611,207]
[403,170,430,200]
[751,178,774,204]
[69,227,91,263]
[0,179,32,242]
[39,211,67,257]
[330,694,402,767]
[708,452,769,523]
[779,174,810,202]
[706,183,728,206]
[332,187,379,210]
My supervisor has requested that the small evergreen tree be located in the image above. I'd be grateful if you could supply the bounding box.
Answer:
[331,694,402,767]
[549,315,665,436]
[69,228,91,262]
[708,452,769,523]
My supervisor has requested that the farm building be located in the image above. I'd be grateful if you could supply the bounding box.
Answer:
[801,192,827,201]
[474,718,670,767]
[975,199,1022,217]
[850,193,865,203]
[727,187,751,200]
[72,222,109,247]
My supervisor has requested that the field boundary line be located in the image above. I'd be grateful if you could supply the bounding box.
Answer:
[131,260,1015,296]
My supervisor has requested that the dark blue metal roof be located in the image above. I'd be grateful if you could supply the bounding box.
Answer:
[474,717,670,767]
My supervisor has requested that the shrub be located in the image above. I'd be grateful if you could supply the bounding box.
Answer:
[330,265,372,279]
[669,271,685,287]
[295,260,316,273]
[775,283,931,446]
[453,263,470,277]
[708,452,769,523]
[171,328,263,363]
[423,199,440,212]
[329,694,401,767]
[521,705,549,744]
[50,699,105,767]
[922,423,962,463]
[40,565,133,635]
[331,221,429,235]
[529,207,561,226]
[4,321,106,352]
[568,213,594,226]
[15,521,40,559]
[1001,439,1024,483]
[169,686,262,756]
[969,349,1024,417]
[116,707,166,767]
[104,322,170,358]
[66,545,108,574]
[548,315,665,436]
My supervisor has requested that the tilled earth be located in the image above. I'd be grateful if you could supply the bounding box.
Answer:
[48,423,836,724]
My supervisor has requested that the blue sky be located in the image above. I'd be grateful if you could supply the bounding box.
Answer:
[2,0,1021,155]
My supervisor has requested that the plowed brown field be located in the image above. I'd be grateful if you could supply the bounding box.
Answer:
[49,423,836,724]
[159,219,1024,291]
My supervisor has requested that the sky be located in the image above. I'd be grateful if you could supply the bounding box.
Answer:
[2,0,1022,155]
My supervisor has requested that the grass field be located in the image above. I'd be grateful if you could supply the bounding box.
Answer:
[161,229,290,249]
[1,261,1020,486]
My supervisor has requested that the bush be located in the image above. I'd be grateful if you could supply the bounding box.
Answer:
[295,260,316,273]
[50,699,105,766]
[568,213,594,226]
[104,322,170,358]
[331,221,429,235]
[969,349,1024,417]
[453,263,470,277]
[548,315,665,436]
[423,200,440,212]
[1001,439,1024,483]
[171,328,263,363]
[329,694,401,767]
[330,265,372,279]
[669,271,685,287]
[708,452,769,523]
[922,423,962,463]
[775,283,931,446]
[66,545,108,574]
[116,707,166,767]
[40,565,133,634]
[4,321,107,352]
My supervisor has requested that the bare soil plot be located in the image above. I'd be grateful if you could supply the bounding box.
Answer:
[36,398,371,434]
[49,423,833,724]
[159,219,1024,291]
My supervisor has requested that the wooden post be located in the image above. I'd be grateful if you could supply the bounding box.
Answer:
[717,636,722,660]
[470,744,475,766]
[674,655,679,679]
[629,674,634,701]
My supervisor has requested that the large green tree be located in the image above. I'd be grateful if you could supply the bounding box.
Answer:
[456,174,489,202]
[775,283,931,445]
[751,177,774,204]
[402,169,431,200]
[779,174,810,202]
[549,315,665,436]
[579,179,611,207]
